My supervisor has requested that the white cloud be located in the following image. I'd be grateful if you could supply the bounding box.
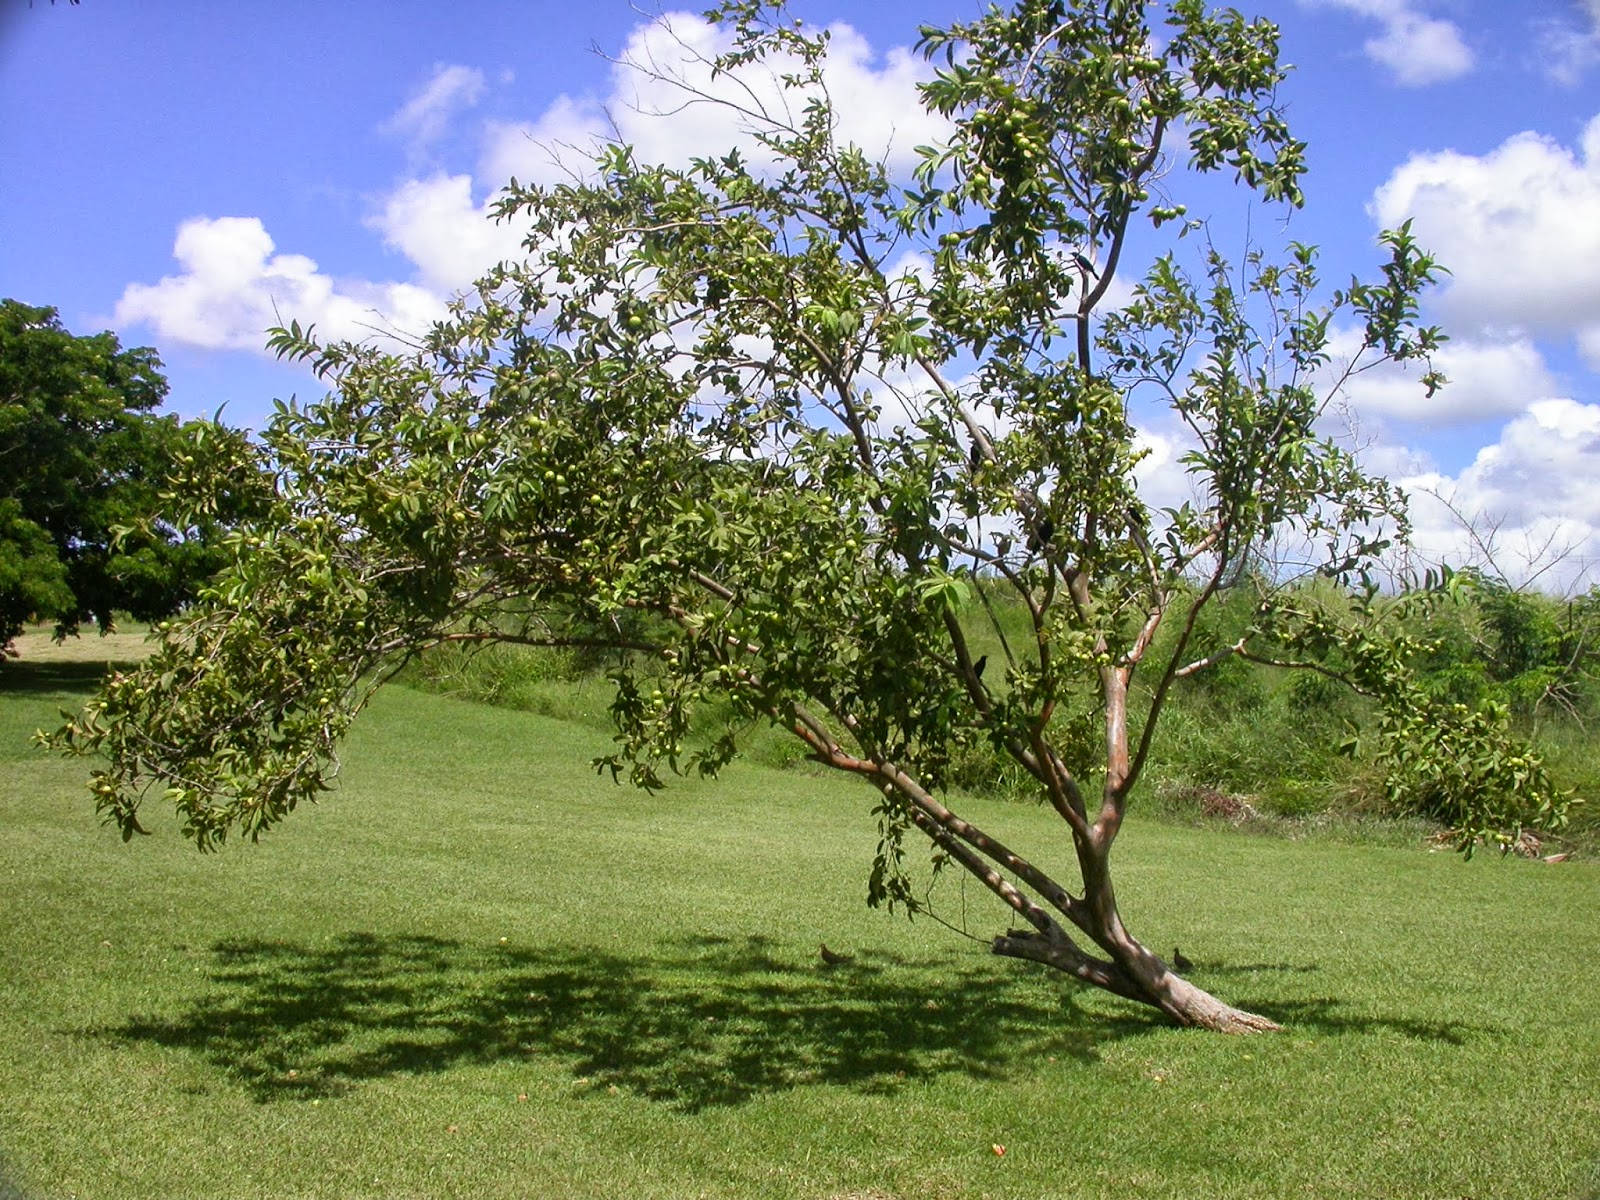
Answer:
[1395,399,1600,589]
[785,24,948,173]
[380,64,487,156]
[1436,398,1600,526]
[480,98,610,190]
[385,10,950,311]
[1362,9,1474,85]
[1131,425,1197,516]
[1305,0,1474,85]
[1580,324,1600,368]
[113,216,445,354]
[1326,330,1556,429]
[1536,0,1600,85]
[483,10,948,183]
[1371,114,1600,364]
[367,174,529,294]
[117,12,947,361]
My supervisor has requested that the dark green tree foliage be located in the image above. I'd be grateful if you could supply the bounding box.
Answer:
[0,300,258,654]
[50,1,1572,1029]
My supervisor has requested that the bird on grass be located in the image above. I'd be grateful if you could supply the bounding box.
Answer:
[819,943,855,967]
[1172,947,1194,972]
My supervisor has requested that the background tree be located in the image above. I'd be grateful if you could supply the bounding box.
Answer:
[0,299,259,656]
[50,0,1571,1031]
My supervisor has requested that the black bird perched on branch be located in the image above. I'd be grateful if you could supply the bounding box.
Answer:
[1027,517,1054,554]
[1173,947,1194,972]
[972,654,987,680]
[1072,252,1099,279]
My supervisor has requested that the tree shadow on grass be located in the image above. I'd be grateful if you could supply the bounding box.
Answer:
[1175,959,1497,1044]
[1248,997,1489,1045]
[0,658,129,701]
[0,1152,39,1200]
[97,931,1160,1110]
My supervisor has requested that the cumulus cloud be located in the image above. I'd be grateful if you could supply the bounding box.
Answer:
[113,216,445,353]
[1130,424,1198,517]
[379,64,487,156]
[1325,330,1556,429]
[1394,399,1600,589]
[1304,0,1474,85]
[1371,115,1600,363]
[117,12,946,358]
[480,98,611,190]
[483,10,948,185]
[367,174,530,294]
[630,15,945,172]
[390,10,950,308]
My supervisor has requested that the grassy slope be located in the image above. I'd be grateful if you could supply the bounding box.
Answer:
[2,642,1598,1199]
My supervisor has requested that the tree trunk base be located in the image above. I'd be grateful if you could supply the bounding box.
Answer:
[1169,986,1283,1033]
[992,930,1281,1033]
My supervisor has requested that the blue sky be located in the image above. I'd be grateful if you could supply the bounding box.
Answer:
[3,0,1598,585]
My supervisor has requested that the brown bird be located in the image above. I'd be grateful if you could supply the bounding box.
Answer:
[819,942,854,967]
[1172,947,1194,972]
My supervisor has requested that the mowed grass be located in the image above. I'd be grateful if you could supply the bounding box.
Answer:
[2,639,1599,1199]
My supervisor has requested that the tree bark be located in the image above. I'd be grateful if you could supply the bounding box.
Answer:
[991,928,1282,1033]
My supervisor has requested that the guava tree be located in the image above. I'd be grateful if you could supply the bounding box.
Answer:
[50,0,1568,1031]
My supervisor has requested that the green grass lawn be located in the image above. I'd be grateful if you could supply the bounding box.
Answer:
[3,638,1599,1199]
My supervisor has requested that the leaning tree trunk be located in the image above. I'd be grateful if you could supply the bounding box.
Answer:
[890,768,1281,1031]
[991,926,1282,1033]
[788,697,1281,1030]
[991,828,1281,1032]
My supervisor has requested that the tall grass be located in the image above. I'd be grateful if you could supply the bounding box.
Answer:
[398,639,607,723]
